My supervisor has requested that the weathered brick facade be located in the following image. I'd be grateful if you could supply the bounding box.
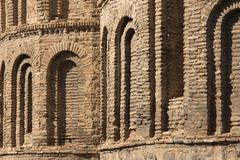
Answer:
[0,0,240,159]
[99,0,240,159]
[0,0,100,159]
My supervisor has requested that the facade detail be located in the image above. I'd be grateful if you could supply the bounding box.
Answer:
[99,0,240,159]
[0,0,239,159]
[0,0,99,159]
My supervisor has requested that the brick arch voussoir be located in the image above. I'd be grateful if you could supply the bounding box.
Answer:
[113,1,139,35]
[7,46,35,80]
[113,18,139,43]
[205,0,240,58]
[43,42,88,70]
[117,0,137,20]
[213,2,240,53]
[8,44,35,67]
[207,0,240,57]
[205,0,240,134]
[216,2,240,25]
[204,0,240,25]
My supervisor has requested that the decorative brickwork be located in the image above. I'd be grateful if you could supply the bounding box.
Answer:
[0,0,100,159]
[98,0,240,159]
[0,0,240,159]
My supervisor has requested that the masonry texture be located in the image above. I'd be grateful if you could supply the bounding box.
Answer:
[0,0,239,159]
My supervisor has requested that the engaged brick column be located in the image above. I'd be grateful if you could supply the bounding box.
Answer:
[154,0,167,135]
[183,0,209,136]
[31,57,48,146]
[134,0,155,138]
[4,71,14,147]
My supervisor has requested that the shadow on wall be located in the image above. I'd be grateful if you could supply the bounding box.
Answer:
[206,1,240,135]
[47,51,81,146]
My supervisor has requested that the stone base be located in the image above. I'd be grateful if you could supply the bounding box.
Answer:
[100,144,240,160]
[0,147,99,160]
[0,153,99,160]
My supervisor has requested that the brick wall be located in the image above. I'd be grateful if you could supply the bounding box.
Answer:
[0,0,100,159]
[99,0,185,143]
[99,0,156,143]
[98,0,240,159]
[0,0,240,159]
[184,0,240,136]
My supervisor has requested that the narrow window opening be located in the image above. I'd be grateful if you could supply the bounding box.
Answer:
[19,66,26,146]
[101,27,108,141]
[0,63,5,147]
[26,72,32,134]
[124,28,135,139]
